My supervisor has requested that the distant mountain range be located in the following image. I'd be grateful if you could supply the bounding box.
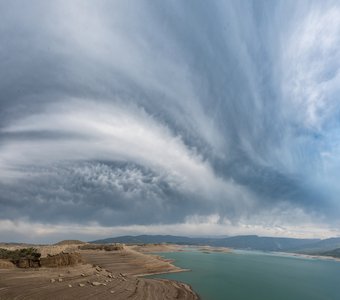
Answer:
[317,248,340,258]
[90,234,340,253]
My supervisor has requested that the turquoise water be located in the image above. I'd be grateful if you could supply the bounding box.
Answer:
[149,250,340,300]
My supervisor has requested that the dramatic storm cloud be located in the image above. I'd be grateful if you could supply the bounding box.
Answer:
[1,0,340,242]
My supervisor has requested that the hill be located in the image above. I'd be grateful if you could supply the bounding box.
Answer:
[90,235,320,252]
[91,235,213,245]
[317,248,340,258]
[291,237,340,254]
[54,240,86,246]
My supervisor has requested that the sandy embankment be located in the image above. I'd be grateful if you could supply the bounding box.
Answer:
[0,243,199,300]
[130,243,184,253]
[197,246,231,254]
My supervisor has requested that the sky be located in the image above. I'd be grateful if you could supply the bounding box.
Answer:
[1,0,340,243]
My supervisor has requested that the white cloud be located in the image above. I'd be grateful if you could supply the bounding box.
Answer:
[1,212,338,244]
[281,4,340,129]
[45,0,225,156]
[0,99,246,205]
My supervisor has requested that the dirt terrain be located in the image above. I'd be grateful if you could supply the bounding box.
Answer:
[0,243,199,300]
[130,243,184,253]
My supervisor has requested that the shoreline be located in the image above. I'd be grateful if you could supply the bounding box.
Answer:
[0,243,199,300]
[3,242,340,299]
[272,251,340,263]
[156,243,340,263]
[137,267,192,277]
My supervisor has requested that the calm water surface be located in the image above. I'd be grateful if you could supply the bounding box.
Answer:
[149,250,340,300]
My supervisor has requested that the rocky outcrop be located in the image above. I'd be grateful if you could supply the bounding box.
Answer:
[0,259,15,269]
[17,258,40,268]
[0,248,41,268]
[40,252,83,267]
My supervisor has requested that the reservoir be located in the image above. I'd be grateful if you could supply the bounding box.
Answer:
[150,250,340,300]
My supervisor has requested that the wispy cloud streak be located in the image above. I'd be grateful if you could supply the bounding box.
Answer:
[1,0,340,241]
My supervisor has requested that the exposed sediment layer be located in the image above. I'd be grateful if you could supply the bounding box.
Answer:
[0,245,199,300]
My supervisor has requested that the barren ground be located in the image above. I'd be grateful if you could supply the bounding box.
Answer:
[0,244,199,300]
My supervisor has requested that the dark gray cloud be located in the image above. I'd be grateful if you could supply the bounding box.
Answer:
[0,161,214,225]
[1,0,340,242]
